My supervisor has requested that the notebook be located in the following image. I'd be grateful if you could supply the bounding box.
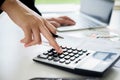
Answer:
[57,0,115,32]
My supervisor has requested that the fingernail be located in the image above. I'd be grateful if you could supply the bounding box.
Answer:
[24,44,28,47]
[20,40,23,43]
[72,22,76,24]
[58,48,63,54]
[24,43,30,47]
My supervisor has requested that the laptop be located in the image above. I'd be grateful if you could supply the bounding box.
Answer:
[57,0,115,32]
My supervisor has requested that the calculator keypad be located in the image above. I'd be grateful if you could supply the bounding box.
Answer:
[37,46,91,65]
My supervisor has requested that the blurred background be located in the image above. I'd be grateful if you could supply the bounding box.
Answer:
[35,0,80,4]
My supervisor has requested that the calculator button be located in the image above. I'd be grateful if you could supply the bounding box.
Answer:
[67,47,72,50]
[59,54,65,58]
[64,55,71,60]
[62,48,68,52]
[75,59,81,64]
[73,50,78,54]
[78,52,83,55]
[72,48,78,51]
[65,60,71,64]
[53,53,59,57]
[86,53,90,56]
[75,54,80,58]
[70,56,76,61]
[43,52,48,55]
[47,56,53,60]
[63,52,69,56]
[68,49,73,53]
[37,55,47,59]
[69,53,75,57]
[48,52,53,56]
[63,50,67,53]
[61,46,66,49]
[59,59,65,63]
[77,49,82,52]
[53,57,60,62]
[51,48,55,51]
[48,50,51,53]
[82,50,87,53]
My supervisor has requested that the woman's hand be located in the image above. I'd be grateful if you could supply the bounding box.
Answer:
[1,0,62,53]
[46,16,76,28]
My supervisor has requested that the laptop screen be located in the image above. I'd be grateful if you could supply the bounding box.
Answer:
[80,0,114,24]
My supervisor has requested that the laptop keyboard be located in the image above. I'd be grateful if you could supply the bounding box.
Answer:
[75,15,101,28]
[57,13,105,31]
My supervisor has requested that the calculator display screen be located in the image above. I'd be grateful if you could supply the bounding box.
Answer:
[93,52,116,61]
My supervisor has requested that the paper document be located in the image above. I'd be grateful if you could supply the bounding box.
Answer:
[114,59,120,68]
[42,34,120,68]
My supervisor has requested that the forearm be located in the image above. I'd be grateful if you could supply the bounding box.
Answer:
[1,0,17,12]
[1,0,30,14]
[1,0,39,27]
[0,0,41,15]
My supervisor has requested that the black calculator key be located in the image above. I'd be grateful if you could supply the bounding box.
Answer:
[78,52,83,55]
[77,49,82,52]
[82,50,87,53]
[75,54,80,58]
[73,50,78,54]
[37,55,47,59]
[53,53,59,57]
[69,53,75,57]
[64,55,71,60]
[43,52,48,55]
[48,52,53,56]
[59,54,65,58]
[86,53,90,56]
[61,46,66,49]
[50,48,55,52]
[68,49,73,53]
[63,50,67,53]
[63,52,69,56]
[59,58,65,63]
[48,56,53,60]
[75,59,81,64]
[67,47,72,50]
[63,49,68,52]
[70,56,76,61]
[72,48,78,51]
[65,60,71,64]
[53,57,60,62]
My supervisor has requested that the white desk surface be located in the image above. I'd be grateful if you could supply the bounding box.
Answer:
[0,9,120,80]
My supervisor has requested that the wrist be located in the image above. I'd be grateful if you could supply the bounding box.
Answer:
[1,0,17,12]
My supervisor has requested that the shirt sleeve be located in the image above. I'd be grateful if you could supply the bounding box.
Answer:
[20,0,42,16]
[0,0,5,13]
[0,0,42,15]
[0,0,5,14]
